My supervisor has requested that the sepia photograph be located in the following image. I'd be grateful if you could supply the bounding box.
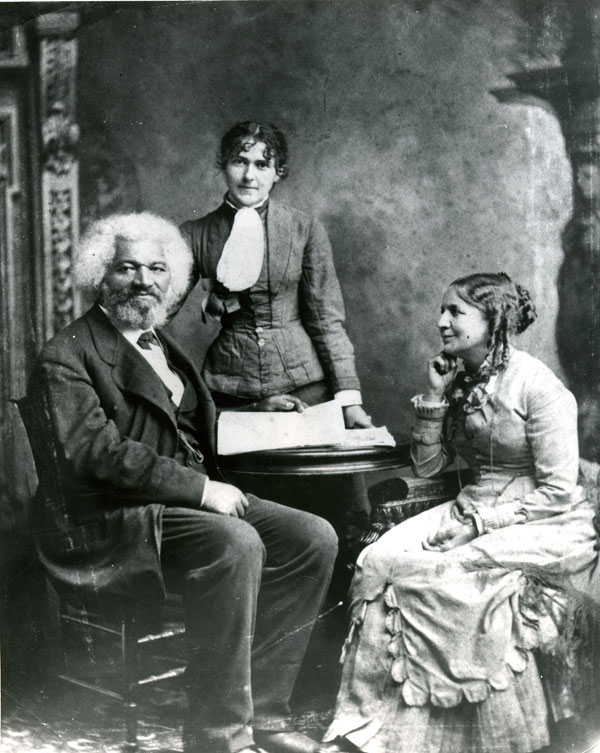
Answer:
[1,1,600,752]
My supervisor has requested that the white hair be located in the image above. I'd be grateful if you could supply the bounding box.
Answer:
[74,212,193,308]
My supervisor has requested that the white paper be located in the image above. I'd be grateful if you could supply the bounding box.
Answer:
[217,400,396,455]
[217,400,346,455]
[339,425,396,448]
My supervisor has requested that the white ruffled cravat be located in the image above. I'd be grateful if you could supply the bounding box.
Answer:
[216,207,265,291]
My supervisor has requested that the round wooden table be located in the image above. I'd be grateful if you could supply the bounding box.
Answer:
[217,441,412,534]
[218,442,410,477]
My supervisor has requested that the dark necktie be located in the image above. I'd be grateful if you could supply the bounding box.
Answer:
[137,331,161,350]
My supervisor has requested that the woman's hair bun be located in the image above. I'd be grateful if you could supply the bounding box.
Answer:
[514,283,537,334]
[449,272,537,370]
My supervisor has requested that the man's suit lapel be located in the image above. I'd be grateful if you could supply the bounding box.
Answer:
[86,305,177,428]
[266,200,293,297]
[158,328,217,456]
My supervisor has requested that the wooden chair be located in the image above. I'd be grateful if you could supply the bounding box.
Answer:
[12,398,188,750]
[53,588,186,749]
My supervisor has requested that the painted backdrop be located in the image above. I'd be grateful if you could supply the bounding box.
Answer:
[77,0,572,439]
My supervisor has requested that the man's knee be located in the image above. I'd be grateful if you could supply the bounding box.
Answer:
[314,515,338,554]
[294,512,338,567]
[193,516,267,581]
[224,517,267,566]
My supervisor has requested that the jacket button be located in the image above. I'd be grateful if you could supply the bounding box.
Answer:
[258,339,265,347]
[255,326,264,333]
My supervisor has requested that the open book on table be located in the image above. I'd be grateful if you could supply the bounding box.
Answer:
[217,400,396,456]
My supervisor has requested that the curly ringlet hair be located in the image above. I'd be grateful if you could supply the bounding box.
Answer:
[449,272,537,369]
[73,212,193,310]
[217,121,289,179]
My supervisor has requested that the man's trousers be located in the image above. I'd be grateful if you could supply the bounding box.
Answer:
[161,494,338,753]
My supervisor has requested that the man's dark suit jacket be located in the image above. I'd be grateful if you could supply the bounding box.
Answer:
[25,304,219,604]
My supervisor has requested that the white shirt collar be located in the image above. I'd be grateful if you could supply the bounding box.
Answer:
[99,306,184,406]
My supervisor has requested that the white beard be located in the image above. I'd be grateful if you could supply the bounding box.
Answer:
[98,283,170,330]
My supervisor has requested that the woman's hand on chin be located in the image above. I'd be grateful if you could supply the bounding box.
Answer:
[425,353,458,399]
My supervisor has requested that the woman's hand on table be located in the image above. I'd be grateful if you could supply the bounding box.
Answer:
[343,404,373,429]
[253,394,308,412]
[424,353,458,401]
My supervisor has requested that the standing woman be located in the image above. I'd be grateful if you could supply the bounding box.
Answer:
[180,121,372,427]
[320,272,598,753]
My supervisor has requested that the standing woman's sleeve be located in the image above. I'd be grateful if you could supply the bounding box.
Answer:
[299,217,361,393]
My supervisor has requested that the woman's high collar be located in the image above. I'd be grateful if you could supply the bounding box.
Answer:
[224,193,269,216]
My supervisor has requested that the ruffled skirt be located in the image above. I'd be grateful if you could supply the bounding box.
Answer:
[323,499,597,753]
[325,587,549,753]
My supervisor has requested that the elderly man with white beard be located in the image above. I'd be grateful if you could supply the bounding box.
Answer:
[25,212,337,753]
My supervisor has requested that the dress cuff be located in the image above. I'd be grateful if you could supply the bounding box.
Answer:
[335,389,362,407]
[411,394,449,420]
[476,501,527,533]
[465,511,485,536]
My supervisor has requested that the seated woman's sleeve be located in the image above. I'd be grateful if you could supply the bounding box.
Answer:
[475,373,581,533]
[410,395,455,478]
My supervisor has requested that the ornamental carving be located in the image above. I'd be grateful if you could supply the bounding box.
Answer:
[37,14,81,333]
[0,112,13,408]
[39,37,77,120]
[42,101,80,176]
[0,25,28,68]
[0,117,9,183]
[567,151,600,261]
[39,35,78,176]
[49,188,75,331]
[575,161,600,202]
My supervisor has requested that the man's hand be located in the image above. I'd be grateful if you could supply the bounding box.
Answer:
[253,395,308,412]
[343,404,373,429]
[202,480,249,517]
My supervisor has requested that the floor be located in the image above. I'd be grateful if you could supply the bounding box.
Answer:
[3,664,600,753]
[2,569,599,753]
[0,598,341,753]
[1,675,334,753]
[2,681,187,753]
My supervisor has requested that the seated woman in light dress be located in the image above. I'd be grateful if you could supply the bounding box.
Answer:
[319,272,598,753]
